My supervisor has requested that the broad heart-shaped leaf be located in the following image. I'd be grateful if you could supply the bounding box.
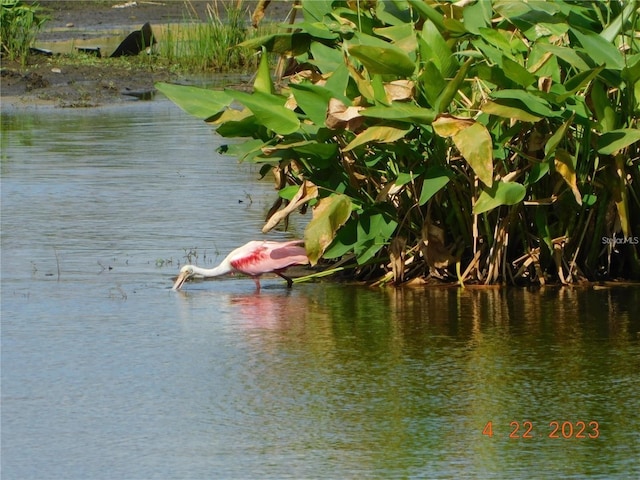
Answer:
[361,103,436,124]
[290,83,334,126]
[348,44,415,76]
[354,212,398,265]
[302,0,333,22]
[343,125,411,151]
[501,55,536,87]
[304,194,353,265]
[490,90,558,118]
[419,166,452,205]
[482,100,542,122]
[433,116,493,186]
[407,0,445,32]
[227,90,300,135]
[536,43,590,72]
[453,122,494,186]
[223,139,266,162]
[473,181,526,214]
[310,41,343,75]
[419,20,457,77]
[156,82,231,120]
[570,28,625,70]
[597,129,640,155]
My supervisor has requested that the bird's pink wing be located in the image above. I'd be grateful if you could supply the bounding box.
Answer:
[229,241,308,276]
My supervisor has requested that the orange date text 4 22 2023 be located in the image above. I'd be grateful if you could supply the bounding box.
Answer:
[482,420,600,439]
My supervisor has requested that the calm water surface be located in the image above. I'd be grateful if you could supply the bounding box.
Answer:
[2,102,639,479]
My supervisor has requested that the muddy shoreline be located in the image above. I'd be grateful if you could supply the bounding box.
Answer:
[1,1,289,107]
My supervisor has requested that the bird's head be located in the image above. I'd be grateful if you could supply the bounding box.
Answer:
[172,265,195,291]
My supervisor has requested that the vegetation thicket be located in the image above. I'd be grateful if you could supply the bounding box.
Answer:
[167,0,638,285]
[0,0,47,65]
[160,0,261,72]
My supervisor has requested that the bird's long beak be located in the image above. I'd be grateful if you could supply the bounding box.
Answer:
[172,271,189,291]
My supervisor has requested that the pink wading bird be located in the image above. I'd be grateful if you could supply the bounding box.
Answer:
[172,240,309,291]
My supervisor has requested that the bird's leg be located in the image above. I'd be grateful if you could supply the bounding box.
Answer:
[253,277,261,292]
[275,271,294,288]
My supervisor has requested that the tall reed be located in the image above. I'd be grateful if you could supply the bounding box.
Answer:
[159,0,275,72]
[0,0,48,65]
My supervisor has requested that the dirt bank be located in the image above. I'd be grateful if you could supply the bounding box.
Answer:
[1,0,291,107]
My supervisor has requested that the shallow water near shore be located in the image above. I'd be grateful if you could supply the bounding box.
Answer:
[2,102,639,479]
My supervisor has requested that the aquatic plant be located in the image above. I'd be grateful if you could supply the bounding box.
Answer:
[159,0,277,72]
[158,0,640,286]
[0,0,48,64]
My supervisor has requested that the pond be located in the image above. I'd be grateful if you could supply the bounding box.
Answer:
[2,101,639,479]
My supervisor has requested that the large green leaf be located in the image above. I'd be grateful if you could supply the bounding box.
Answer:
[227,90,300,135]
[223,139,267,162]
[407,0,445,32]
[474,181,526,214]
[501,55,536,87]
[302,0,333,22]
[482,100,542,122]
[490,90,558,117]
[556,65,605,102]
[295,21,339,40]
[354,212,398,264]
[571,29,625,70]
[304,194,353,266]
[290,83,334,126]
[348,44,416,76]
[419,167,452,205]
[155,82,231,120]
[310,41,344,75]
[462,0,491,34]
[361,103,436,124]
[420,61,446,105]
[374,23,417,53]
[597,129,640,155]
[420,20,457,77]
[536,43,590,72]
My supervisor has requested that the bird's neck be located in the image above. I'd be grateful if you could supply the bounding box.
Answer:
[189,262,232,278]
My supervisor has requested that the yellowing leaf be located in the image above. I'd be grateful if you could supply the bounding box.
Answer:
[304,194,353,265]
[433,115,493,186]
[482,100,542,122]
[432,115,474,137]
[326,98,364,130]
[554,148,582,205]
[262,181,318,233]
[613,154,631,238]
[384,80,415,101]
[343,125,411,151]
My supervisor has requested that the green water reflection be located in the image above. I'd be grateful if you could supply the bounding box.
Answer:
[215,284,639,478]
